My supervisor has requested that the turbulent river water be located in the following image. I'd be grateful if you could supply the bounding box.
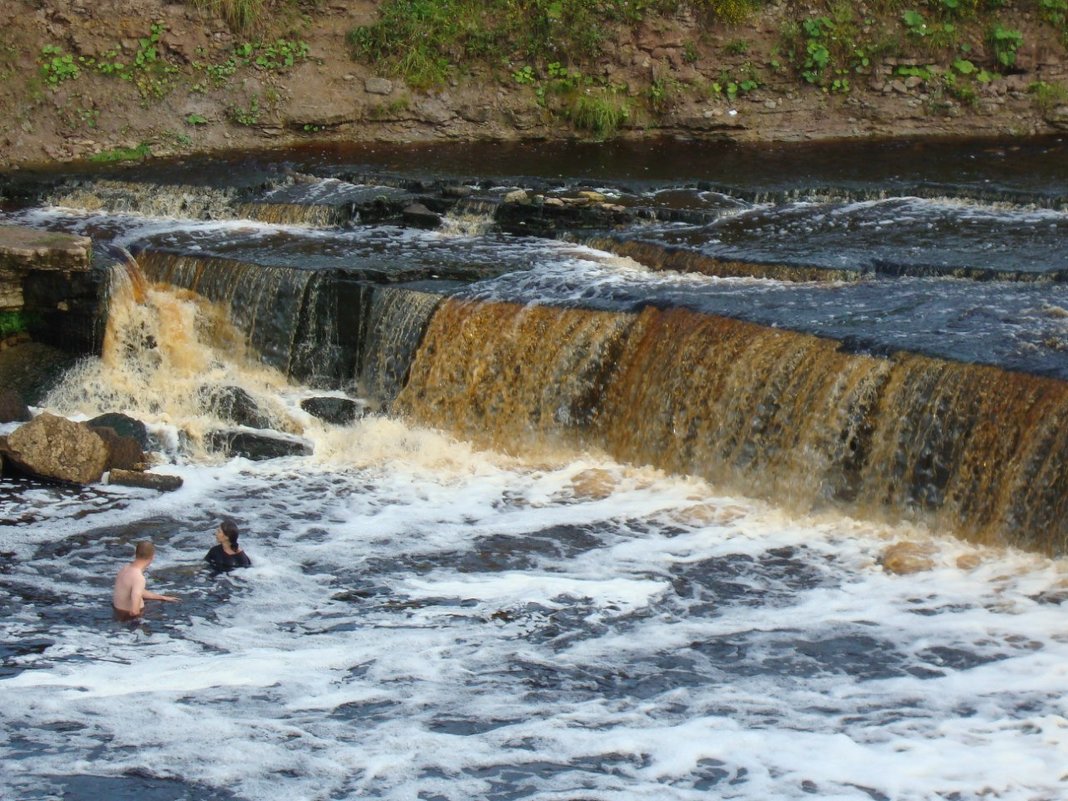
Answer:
[2,137,1068,801]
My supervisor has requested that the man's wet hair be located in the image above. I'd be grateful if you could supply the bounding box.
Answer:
[135,541,155,560]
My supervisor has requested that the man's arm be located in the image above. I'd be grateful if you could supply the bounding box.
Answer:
[142,589,180,602]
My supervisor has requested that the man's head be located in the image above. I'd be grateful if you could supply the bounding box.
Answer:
[134,541,155,563]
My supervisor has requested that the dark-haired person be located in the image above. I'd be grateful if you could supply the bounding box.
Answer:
[113,540,180,620]
[205,519,252,571]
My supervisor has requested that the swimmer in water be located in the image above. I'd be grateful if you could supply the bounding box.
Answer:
[204,519,252,572]
[112,541,179,620]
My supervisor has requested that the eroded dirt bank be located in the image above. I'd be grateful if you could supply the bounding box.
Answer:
[1,0,1067,169]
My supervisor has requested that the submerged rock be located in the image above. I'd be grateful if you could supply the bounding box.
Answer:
[4,412,109,484]
[880,541,937,575]
[207,429,313,460]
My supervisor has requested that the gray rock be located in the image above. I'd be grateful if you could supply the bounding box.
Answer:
[92,426,146,471]
[207,429,312,460]
[0,389,31,423]
[365,77,394,95]
[200,385,271,429]
[402,203,442,229]
[301,396,362,425]
[87,412,150,449]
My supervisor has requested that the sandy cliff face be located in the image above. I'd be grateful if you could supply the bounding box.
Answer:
[1,0,1067,168]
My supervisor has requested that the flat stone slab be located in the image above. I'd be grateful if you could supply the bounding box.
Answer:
[0,225,92,271]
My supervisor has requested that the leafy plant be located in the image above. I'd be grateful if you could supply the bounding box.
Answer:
[989,24,1023,70]
[902,10,928,36]
[512,64,536,85]
[228,97,261,126]
[39,45,80,85]
[725,39,750,56]
[1039,0,1067,26]
[185,113,208,125]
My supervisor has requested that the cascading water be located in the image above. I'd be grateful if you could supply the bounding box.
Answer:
[3,139,1068,801]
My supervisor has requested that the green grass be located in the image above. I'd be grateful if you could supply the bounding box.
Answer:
[565,90,630,137]
[1030,79,1068,112]
[89,143,153,163]
[190,0,266,32]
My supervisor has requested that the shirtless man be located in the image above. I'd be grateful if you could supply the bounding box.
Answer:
[112,541,179,619]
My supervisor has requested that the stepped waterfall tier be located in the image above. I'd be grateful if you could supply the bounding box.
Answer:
[397,300,1068,554]
[3,139,1068,801]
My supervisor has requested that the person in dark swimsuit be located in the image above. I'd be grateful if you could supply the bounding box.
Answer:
[205,519,252,571]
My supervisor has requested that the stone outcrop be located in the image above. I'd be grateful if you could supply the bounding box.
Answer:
[0,225,92,311]
[3,412,110,484]
[0,224,108,356]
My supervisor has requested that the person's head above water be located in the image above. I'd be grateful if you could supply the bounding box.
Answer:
[216,519,240,551]
[134,540,155,563]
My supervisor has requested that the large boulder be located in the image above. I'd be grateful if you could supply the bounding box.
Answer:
[92,426,146,471]
[87,412,150,450]
[5,412,109,484]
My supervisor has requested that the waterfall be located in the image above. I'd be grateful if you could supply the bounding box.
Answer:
[396,298,1068,554]
[135,250,370,386]
[358,283,448,406]
[44,260,300,448]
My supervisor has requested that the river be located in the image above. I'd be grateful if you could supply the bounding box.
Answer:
[1,137,1067,801]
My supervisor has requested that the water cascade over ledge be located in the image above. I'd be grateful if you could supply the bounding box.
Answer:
[395,299,1068,555]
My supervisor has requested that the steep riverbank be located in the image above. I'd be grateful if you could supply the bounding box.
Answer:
[2,0,1068,169]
